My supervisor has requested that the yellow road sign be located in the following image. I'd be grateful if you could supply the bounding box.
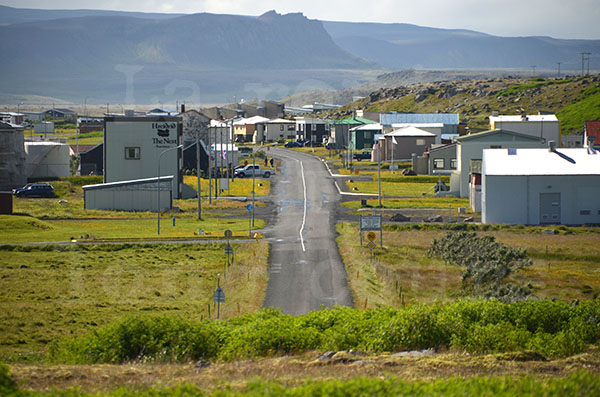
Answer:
[367,232,376,241]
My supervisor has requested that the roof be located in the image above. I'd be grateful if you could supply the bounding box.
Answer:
[265,118,294,124]
[428,143,457,153]
[380,113,459,126]
[483,148,600,176]
[83,176,173,191]
[390,123,444,129]
[350,123,383,131]
[585,121,600,140]
[330,117,376,125]
[489,114,558,123]
[385,127,437,137]
[233,116,270,125]
[46,108,76,114]
[455,129,546,143]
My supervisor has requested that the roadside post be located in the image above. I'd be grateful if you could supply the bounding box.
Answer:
[224,229,233,263]
[246,203,254,236]
[212,280,225,320]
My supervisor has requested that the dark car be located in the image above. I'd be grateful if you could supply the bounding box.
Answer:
[13,183,55,198]
[284,141,302,148]
[352,151,372,161]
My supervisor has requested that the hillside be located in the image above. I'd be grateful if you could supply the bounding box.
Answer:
[0,10,370,103]
[323,74,600,134]
[322,21,600,70]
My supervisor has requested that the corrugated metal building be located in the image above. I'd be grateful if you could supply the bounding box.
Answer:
[482,147,600,225]
[83,176,174,212]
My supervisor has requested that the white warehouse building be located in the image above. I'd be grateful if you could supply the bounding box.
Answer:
[482,147,600,225]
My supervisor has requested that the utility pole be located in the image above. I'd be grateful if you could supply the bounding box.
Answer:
[581,53,591,76]
[196,130,202,220]
[208,126,212,204]
[557,62,561,78]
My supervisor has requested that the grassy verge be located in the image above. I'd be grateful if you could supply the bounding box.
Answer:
[0,241,269,362]
[0,215,265,243]
[343,197,471,209]
[4,363,600,396]
[336,223,600,308]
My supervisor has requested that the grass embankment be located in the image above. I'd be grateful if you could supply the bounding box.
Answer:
[337,223,600,308]
[0,241,269,362]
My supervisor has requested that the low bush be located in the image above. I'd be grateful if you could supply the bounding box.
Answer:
[50,299,600,364]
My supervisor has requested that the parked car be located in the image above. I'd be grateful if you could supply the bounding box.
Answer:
[234,164,273,178]
[284,141,302,148]
[353,151,372,161]
[13,183,55,198]
[238,147,253,156]
[325,142,336,149]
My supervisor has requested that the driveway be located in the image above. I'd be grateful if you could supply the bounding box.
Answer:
[262,148,353,314]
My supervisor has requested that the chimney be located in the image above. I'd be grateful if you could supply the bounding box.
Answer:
[181,103,185,113]
[548,140,556,152]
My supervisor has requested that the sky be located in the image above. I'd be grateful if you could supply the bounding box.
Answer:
[1,0,599,40]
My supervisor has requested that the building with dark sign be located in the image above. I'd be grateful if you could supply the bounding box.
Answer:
[104,116,183,198]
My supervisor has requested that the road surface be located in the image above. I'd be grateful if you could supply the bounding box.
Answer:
[263,148,353,314]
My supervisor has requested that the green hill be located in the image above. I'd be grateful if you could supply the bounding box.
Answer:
[326,74,600,135]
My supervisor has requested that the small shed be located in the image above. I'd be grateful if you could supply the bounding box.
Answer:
[482,147,600,225]
[83,176,174,212]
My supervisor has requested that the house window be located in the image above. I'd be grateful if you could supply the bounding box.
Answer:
[450,159,457,169]
[416,139,426,146]
[312,124,317,131]
[490,145,502,149]
[125,147,140,160]
[364,131,372,139]
[287,125,295,131]
[580,210,591,215]
[433,159,445,169]
[280,125,284,131]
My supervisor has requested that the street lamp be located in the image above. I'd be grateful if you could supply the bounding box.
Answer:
[157,144,183,235]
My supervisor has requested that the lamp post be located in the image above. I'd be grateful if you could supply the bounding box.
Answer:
[157,144,183,235]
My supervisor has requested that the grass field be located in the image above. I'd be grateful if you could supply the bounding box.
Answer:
[0,214,265,243]
[336,223,600,308]
[0,241,269,362]
[183,175,270,197]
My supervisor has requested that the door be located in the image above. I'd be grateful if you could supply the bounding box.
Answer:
[540,193,561,224]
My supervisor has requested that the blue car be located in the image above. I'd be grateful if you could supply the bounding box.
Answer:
[13,183,55,198]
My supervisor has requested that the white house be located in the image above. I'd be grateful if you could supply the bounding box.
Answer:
[489,114,560,146]
[451,129,547,198]
[390,123,444,144]
[482,146,600,225]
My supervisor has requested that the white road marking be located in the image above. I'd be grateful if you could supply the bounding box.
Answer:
[299,161,307,252]
[275,150,308,252]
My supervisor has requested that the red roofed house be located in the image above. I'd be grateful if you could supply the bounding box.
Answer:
[585,121,600,148]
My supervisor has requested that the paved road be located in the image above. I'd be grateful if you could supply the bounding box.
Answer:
[263,148,353,314]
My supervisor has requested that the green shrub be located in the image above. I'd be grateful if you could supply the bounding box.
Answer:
[50,300,600,363]
[428,231,533,301]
